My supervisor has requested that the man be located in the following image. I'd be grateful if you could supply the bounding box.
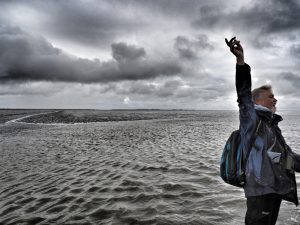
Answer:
[225,37,300,225]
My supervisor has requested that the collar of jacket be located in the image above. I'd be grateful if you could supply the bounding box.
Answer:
[254,104,283,125]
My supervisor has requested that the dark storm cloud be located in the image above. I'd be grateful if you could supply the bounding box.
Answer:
[193,0,300,37]
[112,42,146,62]
[281,72,300,86]
[290,44,300,58]
[273,72,300,96]
[0,0,145,47]
[0,0,220,48]
[254,70,300,100]
[174,34,214,60]
[0,0,205,48]
[40,1,146,47]
[110,42,181,81]
[0,26,181,83]
[121,0,208,18]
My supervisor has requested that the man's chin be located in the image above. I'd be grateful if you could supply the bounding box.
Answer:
[272,106,277,113]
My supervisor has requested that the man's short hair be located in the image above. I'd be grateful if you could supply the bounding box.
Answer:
[252,85,272,102]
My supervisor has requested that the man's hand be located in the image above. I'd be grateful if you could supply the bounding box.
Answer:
[225,37,244,65]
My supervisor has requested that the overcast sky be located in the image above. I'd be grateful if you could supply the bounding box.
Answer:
[1,0,300,110]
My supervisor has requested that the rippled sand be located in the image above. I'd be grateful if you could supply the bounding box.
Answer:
[1,110,300,224]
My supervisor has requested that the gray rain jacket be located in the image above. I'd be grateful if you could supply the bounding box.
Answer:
[236,63,300,205]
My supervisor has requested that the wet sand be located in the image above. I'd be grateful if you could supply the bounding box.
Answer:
[0,110,300,224]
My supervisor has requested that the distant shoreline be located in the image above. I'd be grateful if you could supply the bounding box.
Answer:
[3,109,298,125]
[1,109,238,124]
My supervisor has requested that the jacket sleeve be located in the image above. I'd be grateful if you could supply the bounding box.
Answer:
[236,64,254,118]
[236,64,257,153]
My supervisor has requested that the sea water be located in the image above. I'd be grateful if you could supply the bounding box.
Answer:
[1,110,300,225]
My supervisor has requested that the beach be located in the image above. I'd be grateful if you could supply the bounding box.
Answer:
[1,110,300,225]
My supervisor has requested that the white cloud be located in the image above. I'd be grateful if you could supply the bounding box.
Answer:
[123,96,131,105]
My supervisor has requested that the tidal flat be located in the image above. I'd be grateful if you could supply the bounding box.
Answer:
[1,109,300,225]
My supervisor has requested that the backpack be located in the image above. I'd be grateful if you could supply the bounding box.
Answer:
[220,120,262,188]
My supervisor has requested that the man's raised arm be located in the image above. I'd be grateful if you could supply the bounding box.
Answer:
[225,37,252,104]
[225,37,256,135]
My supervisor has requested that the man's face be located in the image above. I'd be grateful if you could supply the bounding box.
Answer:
[256,89,277,113]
